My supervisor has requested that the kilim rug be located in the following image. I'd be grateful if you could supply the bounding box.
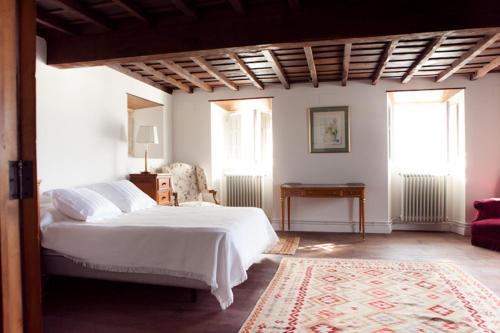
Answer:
[265,237,300,255]
[239,258,500,332]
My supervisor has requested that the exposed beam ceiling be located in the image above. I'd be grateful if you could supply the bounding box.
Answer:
[471,56,500,80]
[160,59,212,92]
[134,63,192,93]
[37,8,77,36]
[54,0,113,31]
[401,35,447,83]
[170,0,197,18]
[110,64,172,94]
[191,56,238,91]
[436,33,500,82]
[304,46,318,88]
[42,0,500,68]
[110,0,152,24]
[226,52,263,90]
[372,40,398,85]
[342,43,352,86]
[262,50,290,89]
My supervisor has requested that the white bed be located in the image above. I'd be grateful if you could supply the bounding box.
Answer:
[41,205,278,309]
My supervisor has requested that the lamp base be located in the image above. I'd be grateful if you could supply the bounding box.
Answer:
[141,171,151,174]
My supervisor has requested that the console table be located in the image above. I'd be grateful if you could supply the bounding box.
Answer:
[280,183,366,239]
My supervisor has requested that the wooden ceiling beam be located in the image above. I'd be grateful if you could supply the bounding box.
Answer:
[372,40,398,85]
[134,63,192,93]
[436,33,500,82]
[401,35,447,83]
[262,50,290,89]
[54,0,113,30]
[191,56,238,91]
[160,60,212,92]
[36,8,77,36]
[109,64,172,94]
[227,0,245,14]
[170,0,198,18]
[110,0,152,24]
[226,52,264,90]
[342,43,352,86]
[304,47,318,87]
[471,56,500,80]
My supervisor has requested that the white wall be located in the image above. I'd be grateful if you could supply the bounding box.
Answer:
[131,106,165,159]
[36,37,173,191]
[172,75,500,234]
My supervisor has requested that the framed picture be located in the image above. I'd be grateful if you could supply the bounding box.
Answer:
[308,106,350,153]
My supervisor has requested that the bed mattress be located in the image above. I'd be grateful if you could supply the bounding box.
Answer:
[41,205,278,309]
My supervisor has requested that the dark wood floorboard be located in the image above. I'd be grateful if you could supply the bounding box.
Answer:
[43,231,500,333]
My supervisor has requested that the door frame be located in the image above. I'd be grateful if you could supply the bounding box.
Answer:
[0,0,42,332]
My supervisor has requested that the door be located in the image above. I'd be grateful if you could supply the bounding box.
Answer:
[0,1,42,332]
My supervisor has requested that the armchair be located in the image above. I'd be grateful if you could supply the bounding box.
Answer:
[161,162,219,207]
[471,198,500,251]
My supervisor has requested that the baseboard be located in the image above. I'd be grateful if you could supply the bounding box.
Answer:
[271,219,392,234]
[391,220,470,236]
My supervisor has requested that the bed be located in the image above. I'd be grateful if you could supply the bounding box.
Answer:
[41,204,278,309]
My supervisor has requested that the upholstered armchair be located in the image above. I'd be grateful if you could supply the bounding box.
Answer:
[471,198,500,252]
[161,162,219,206]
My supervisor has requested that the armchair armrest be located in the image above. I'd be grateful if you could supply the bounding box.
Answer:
[208,190,219,205]
[473,198,500,221]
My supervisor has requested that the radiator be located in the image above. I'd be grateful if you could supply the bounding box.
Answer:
[400,174,447,222]
[225,175,263,208]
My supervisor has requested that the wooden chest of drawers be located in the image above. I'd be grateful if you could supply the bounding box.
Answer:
[129,173,173,206]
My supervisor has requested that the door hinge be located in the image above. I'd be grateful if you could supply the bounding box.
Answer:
[9,160,34,200]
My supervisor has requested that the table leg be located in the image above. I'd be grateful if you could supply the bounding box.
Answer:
[281,197,285,231]
[360,197,366,240]
[287,196,291,231]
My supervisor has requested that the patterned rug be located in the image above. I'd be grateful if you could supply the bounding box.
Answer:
[265,237,300,255]
[240,258,500,332]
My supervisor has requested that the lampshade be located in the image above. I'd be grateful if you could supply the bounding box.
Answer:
[136,125,159,144]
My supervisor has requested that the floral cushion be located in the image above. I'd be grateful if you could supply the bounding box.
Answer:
[162,163,199,203]
[162,163,214,204]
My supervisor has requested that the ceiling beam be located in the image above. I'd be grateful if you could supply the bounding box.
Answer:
[170,0,198,18]
[304,47,318,87]
[109,64,172,94]
[372,40,398,85]
[54,0,113,30]
[191,56,238,91]
[134,63,192,93]
[160,60,212,92]
[471,56,500,80]
[36,8,77,35]
[110,0,152,24]
[401,35,447,83]
[342,43,352,86]
[262,50,290,89]
[227,0,245,14]
[226,52,264,90]
[436,33,500,82]
[288,0,300,11]
[44,0,500,68]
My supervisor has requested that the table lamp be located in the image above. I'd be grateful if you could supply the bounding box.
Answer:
[136,125,158,174]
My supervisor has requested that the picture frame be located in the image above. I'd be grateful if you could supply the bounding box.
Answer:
[308,106,350,153]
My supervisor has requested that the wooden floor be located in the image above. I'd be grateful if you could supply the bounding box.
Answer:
[43,231,500,333]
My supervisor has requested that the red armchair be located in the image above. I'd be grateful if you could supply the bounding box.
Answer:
[471,198,500,251]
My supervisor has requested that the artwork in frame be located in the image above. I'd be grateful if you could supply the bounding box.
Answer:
[308,106,350,153]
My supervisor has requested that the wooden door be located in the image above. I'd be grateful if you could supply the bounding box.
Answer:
[0,1,42,332]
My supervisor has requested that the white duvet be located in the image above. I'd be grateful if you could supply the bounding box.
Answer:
[41,205,278,309]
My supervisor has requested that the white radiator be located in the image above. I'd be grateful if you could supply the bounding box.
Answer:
[225,175,263,208]
[400,174,447,222]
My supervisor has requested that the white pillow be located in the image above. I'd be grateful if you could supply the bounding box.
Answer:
[51,188,123,222]
[88,180,156,213]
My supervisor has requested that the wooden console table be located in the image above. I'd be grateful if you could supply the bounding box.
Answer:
[280,183,366,239]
